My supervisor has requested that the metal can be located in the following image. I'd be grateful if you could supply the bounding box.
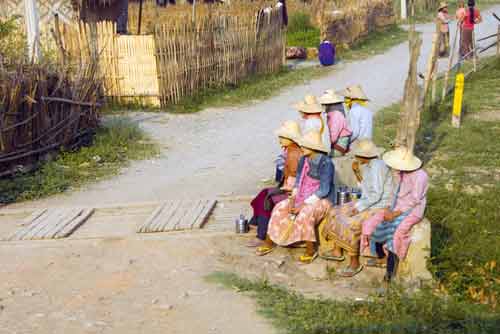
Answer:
[351,188,362,200]
[337,186,351,206]
[235,214,249,233]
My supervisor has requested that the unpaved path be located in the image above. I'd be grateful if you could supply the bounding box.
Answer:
[1,9,500,334]
[6,7,500,209]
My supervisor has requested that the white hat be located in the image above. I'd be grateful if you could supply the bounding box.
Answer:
[383,147,423,171]
[294,95,323,114]
[319,90,344,105]
[338,84,369,101]
[275,120,302,143]
[299,131,329,153]
[351,139,384,158]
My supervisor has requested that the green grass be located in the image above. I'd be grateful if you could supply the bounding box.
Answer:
[286,11,320,48]
[207,272,500,333]
[0,118,159,203]
[339,25,409,61]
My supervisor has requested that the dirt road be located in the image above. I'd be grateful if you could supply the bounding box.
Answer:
[1,7,500,334]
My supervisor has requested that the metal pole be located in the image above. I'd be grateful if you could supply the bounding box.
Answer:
[401,0,407,20]
[137,0,144,35]
[24,0,41,62]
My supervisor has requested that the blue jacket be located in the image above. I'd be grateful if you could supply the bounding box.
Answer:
[295,154,336,204]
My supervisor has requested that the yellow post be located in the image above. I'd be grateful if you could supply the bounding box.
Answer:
[452,72,465,128]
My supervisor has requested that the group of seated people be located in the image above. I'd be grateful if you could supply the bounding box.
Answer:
[246,85,429,281]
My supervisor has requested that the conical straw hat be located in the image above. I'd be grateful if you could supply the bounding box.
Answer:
[351,139,384,158]
[338,85,369,101]
[294,95,323,114]
[299,131,329,153]
[383,147,422,171]
[319,90,344,105]
[438,1,448,10]
[275,120,302,143]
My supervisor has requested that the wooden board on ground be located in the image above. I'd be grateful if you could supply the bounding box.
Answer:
[6,207,95,241]
[137,199,217,233]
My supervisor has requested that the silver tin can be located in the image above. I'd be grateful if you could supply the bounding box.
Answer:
[235,215,249,233]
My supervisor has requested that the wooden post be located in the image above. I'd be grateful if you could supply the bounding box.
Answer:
[442,24,460,100]
[396,24,422,151]
[452,72,464,128]
[497,25,500,56]
[137,0,144,35]
[431,65,438,104]
[423,32,439,101]
[24,0,41,62]
[472,29,477,72]
[192,0,197,23]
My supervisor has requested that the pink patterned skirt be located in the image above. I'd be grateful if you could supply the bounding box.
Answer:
[268,198,331,246]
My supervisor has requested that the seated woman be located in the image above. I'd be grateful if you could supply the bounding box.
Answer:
[247,121,302,247]
[322,139,394,277]
[256,131,335,264]
[319,90,352,157]
[295,95,326,137]
[362,147,429,282]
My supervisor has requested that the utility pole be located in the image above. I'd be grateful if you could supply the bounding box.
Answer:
[401,0,407,20]
[24,0,41,62]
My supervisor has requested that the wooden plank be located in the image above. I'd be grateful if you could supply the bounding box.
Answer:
[137,202,165,233]
[18,209,66,240]
[172,200,203,231]
[192,199,217,229]
[175,200,204,230]
[36,208,81,240]
[55,208,95,239]
[149,200,177,232]
[7,208,47,241]
[159,200,190,232]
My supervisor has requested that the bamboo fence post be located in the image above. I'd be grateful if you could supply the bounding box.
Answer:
[442,23,460,100]
[431,65,438,105]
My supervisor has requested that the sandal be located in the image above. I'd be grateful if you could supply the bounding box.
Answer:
[247,239,264,248]
[298,252,318,264]
[338,265,364,277]
[319,251,345,262]
[365,258,387,268]
[256,245,275,256]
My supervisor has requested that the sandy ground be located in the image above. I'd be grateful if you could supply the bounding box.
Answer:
[1,8,500,334]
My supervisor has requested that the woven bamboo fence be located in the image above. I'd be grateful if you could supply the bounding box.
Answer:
[0,60,101,177]
[154,7,284,106]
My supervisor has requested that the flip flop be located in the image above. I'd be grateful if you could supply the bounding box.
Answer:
[365,258,387,268]
[319,251,345,262]
[247,239,264,248]
[256,245,275,256]
[298,252,318,264]
[338,265,364,278]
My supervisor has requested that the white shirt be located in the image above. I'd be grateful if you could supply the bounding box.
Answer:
[347,103,373,143]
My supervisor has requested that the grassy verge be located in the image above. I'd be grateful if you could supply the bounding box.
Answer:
[0,118,159,203]
[115,25,408,114]
[207,57,500,332]
[286,11,320,48]
[207,272,500,333]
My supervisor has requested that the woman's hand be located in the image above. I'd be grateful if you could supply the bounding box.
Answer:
[290,206,302,215]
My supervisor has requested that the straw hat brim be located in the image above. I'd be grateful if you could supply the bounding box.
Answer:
[383,149,423,171]
[296,103,323,114]
[352,146,384,158]
[299,138,329,153]
[337,87,370,101]
[319,93,344,105]
[438,2,448,10]
[275,129,300,143]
